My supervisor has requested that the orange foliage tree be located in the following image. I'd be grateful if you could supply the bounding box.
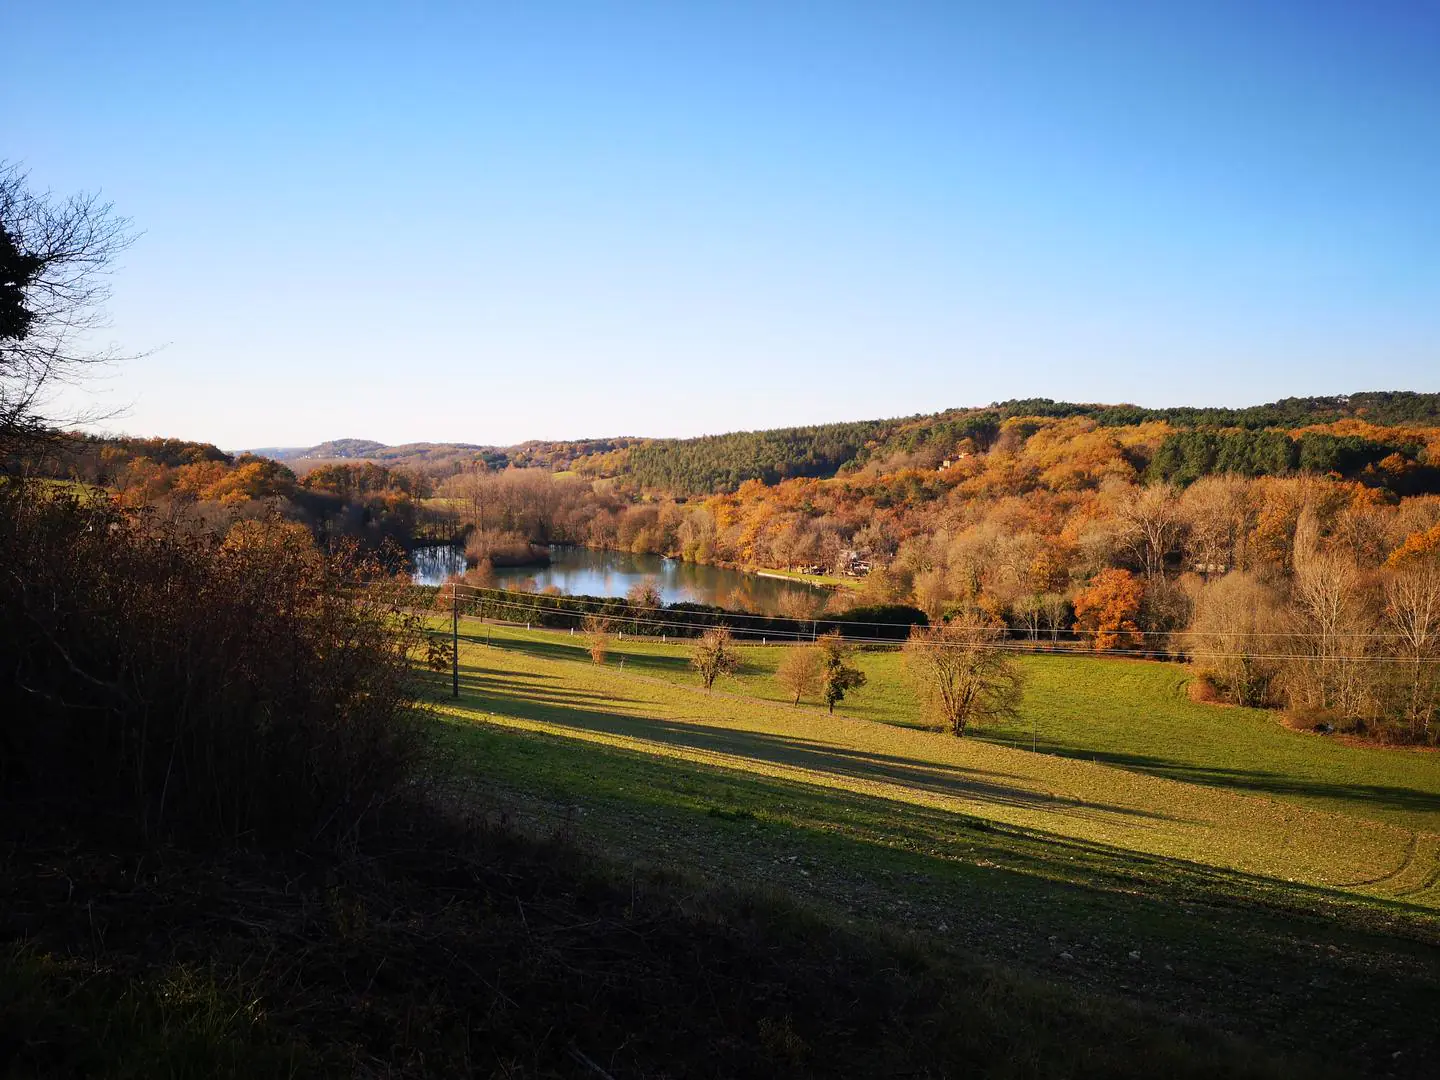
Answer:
[1073,569,1146,651]
[1388,522,1440,568]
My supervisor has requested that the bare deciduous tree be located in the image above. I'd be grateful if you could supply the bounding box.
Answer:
[1,163,138,452]
[1179,475,1253,576]
[626,578,664,619]
[1187,571,1285,706]
[1014,594,1043,641]
[1039,592,1069,643]
[911,567,950,622]
[439,463,491,531]
[1115,483,1184,580]
[774,643,823,705]
[1383,560,1440,743]
[1287,510,1377,719]
[776,587,826,622]
[691,626,740,691]
[902,620,1025,736]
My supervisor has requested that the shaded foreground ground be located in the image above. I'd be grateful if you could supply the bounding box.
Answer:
[427,624,1440,1077]
[3,812,1307,1078]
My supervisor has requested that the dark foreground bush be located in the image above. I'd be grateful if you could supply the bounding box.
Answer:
[0,483,426,849]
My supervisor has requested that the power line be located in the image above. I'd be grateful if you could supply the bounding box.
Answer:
[432,579,1435,643]
[436,597,1440,666]
[375,578,1440,661]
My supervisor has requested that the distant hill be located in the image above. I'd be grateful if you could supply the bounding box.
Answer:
[247,439,498,472]
[244,391,1440,490]
[987,390,1440,429]
[247,436,643,473]
[254,439,446,461]
[299,438,394,459]
[573,391,1440,494]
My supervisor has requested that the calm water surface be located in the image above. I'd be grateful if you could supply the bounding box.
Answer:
[411,544,828,616]
[411,544,467,585]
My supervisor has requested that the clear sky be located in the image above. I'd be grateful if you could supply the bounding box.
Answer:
[7,1,1438,448]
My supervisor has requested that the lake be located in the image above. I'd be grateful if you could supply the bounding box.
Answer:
[410,544,830,616]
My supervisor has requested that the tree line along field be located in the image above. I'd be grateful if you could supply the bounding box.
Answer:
[423,619,1440,1077]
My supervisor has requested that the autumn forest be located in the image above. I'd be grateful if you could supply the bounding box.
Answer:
[18,390,1440,746]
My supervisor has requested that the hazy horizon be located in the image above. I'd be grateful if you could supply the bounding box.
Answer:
[78,385,1429,455]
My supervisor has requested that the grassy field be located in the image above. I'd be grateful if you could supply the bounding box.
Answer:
[436,621,1440,904]
[456,621,1440,835]
[751,566,863,590]
[1,476,108,503]
[421,619,1440,1076]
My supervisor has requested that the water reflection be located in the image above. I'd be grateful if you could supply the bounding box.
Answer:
[410,544,828,616]
[410,544,467,586]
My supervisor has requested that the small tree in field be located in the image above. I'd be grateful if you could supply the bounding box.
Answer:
[775,644,823,705]
[903,620,1025,736]
[691,626,740,691]
[817,630,866,714]
[582,614,612,665]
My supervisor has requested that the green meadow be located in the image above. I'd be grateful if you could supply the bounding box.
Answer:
[451,621,1440,833]
[422,620,1440,1073]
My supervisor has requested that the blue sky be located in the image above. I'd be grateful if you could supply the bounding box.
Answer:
[7,1,1438,448]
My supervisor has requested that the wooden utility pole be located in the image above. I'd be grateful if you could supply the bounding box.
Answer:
[452,587,460,699]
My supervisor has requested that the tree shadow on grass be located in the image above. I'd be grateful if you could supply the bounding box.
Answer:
[978,736,1440,825]
[465,629,766,682]
[432,718,1440,1078]
[443,717,1440,939]
[468,632,691,675]
[449,666,643,710]
[454,632,1440,829]
[443,714,1440,932]
[440,669,1184,827]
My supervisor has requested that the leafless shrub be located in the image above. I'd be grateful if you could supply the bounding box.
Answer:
[582,614,613,665]
[774,644,823,705]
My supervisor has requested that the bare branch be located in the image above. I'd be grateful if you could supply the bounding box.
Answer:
[1,161,140,453]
